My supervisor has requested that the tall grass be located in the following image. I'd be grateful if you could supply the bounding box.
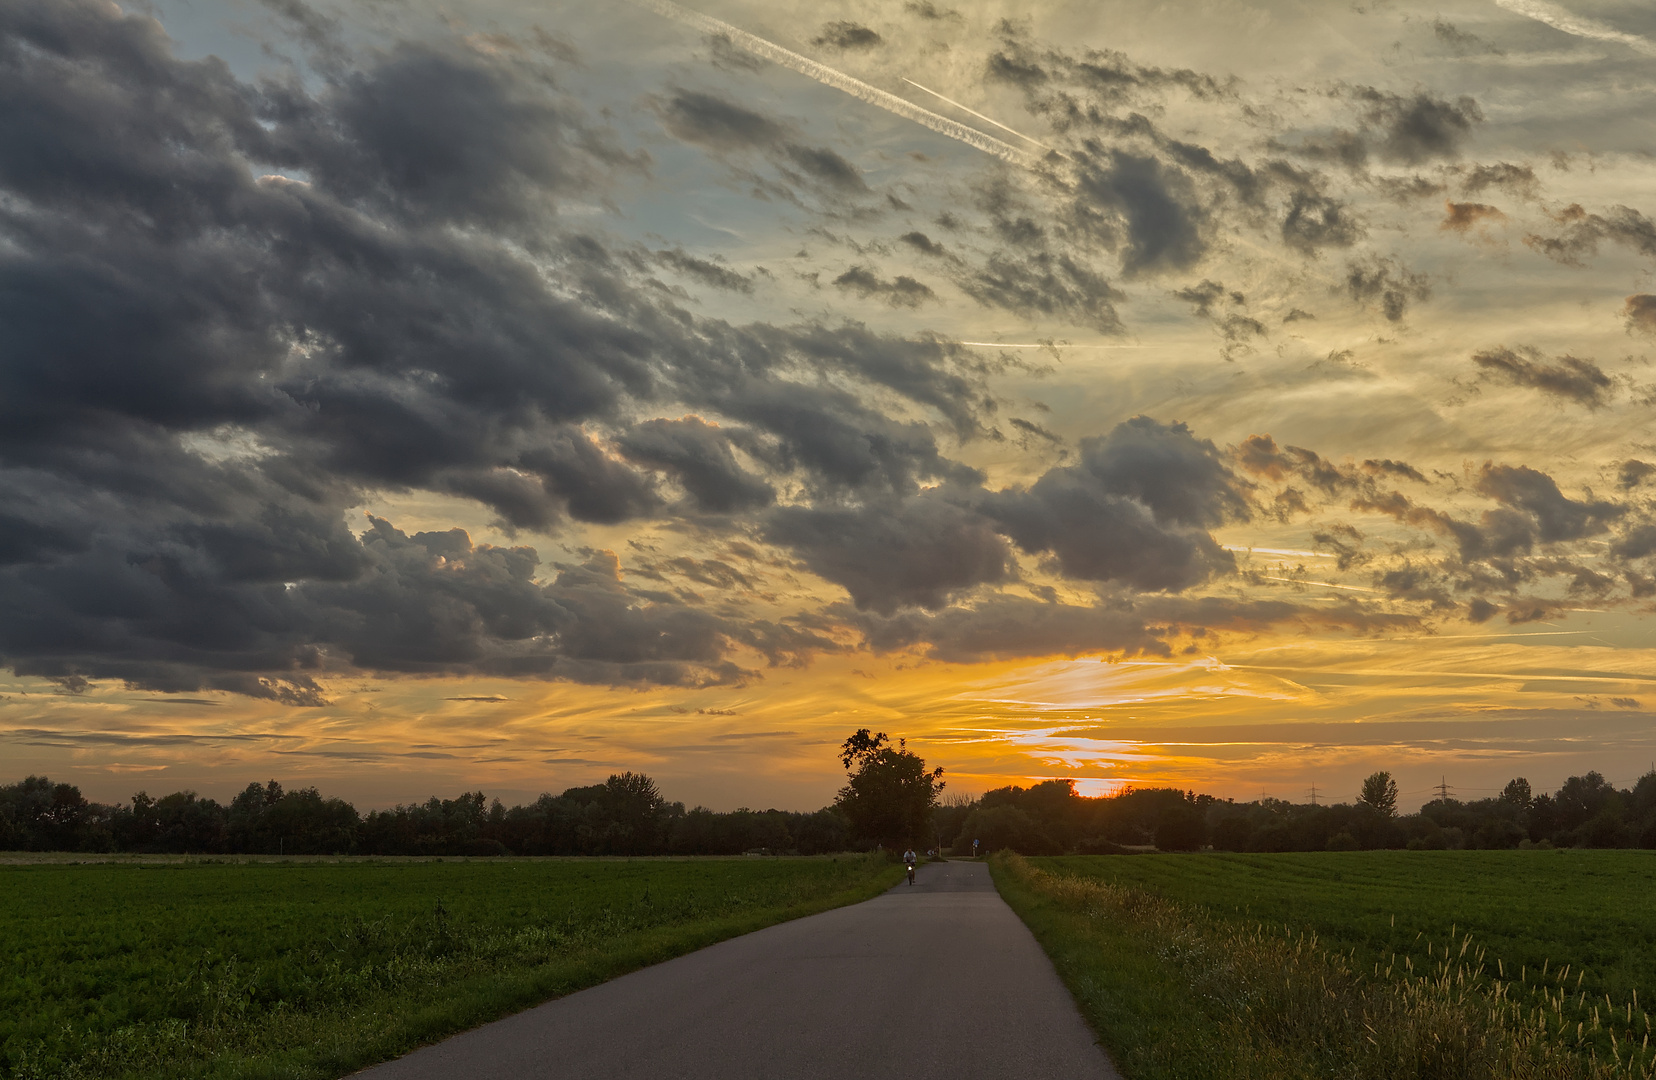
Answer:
[994,854,1654,1080]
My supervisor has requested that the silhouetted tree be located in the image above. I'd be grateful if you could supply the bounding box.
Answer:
[592,772,669,854]
[1154,804,1207,851]
[1501,777,1533,810]
[1555,771,1618,833]
[1358,771,1399,817]
[954,805,1057,854]
[0,776,97,851]
[834,729,944,849]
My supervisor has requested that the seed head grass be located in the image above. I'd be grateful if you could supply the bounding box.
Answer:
[993,853,1653,1080]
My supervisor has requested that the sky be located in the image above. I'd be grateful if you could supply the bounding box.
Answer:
[4,0,1656,813]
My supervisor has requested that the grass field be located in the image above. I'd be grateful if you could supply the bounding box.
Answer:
[998,851,1656,1080]
[0,855,901,1080]
[1034,851,1656,1011]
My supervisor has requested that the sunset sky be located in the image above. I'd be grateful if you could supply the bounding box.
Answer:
[5,0,1656,812]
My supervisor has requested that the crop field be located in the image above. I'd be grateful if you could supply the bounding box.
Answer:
[1001,851,1656,1080]
[1034,850,1656,1007]
[0,855,901,1080]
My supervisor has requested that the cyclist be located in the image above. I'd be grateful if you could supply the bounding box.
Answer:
[903,847,917,885]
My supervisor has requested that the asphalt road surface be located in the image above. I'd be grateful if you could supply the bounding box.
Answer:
[354,860,1119,1079]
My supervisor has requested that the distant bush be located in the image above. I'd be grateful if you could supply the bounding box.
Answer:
[1153,806,1205,852]
[954,805,1060,855]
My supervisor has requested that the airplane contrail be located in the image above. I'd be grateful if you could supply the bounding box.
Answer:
[1492,0,1656,57]
[900,78,1060,155]
[629,0,1042,167]
[956,341,1149,349]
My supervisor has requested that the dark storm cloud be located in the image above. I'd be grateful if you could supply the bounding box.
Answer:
[755,418,1248,614]
[1065,147,1209,276]
[655,89,870,204]
[812,21,882,50]
[767,323,990,439]
[1442,202,1505,233]
[0,0,1029,696]
[851,590,1417,663]
[1172,280,1232,317]
[1458,162,1538,200]
[6,517,798,689]
[1625,295,1656,336]
[1525,205,1656,267]
[781,144,867,192]
[1344,257,1431,321]
[617,417,775,513]
[979,418,1245,590]
[1617,460,1656,490]
[1467,597,1499,623]
[1610,524,1656,561]
[852,595,1164,661]
[1471,347,1614,408]
[1235,435,1358,495]
[765,495,1011,615]
[1350,89,1484,166]
[1363,459,1428,484]
[655,89,785,150]
[1008,417,1063,448]
[984,31,1226,110]
[957,251,1124,333]
[1172,280,1266,359]
[1431,18,1502,57]
[1474,465,1621,544]
[961,32,1352,301]
[1281,190,1366,253]
[1278,90,1482,172]
[904,2,961,21]
[0,0,1527,701]
[1351,88,1483,165]
[941,178,1131,330]
[705,33,766,74]
[653,248,755,293]
[1352,459,1629,584]
[898,231,950,257]
[831,266,937,308]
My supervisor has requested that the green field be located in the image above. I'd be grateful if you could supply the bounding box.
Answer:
[0,855,901,1080]
[1001,851,1656,1080]
[1033,850,1656,1007]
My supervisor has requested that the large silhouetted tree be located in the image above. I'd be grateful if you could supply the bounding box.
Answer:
[833,730,944,849]
[1501,777,1533,810]
[1358,771,1399,817]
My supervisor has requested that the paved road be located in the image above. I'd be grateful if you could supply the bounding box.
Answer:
[355,860,1118,1079]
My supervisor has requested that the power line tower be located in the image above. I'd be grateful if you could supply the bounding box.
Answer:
[1306,783,1320,806]
[1436,775,1451,802]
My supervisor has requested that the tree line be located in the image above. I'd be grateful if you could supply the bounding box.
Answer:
[938,769,1656,854]
[8,740,1652,856]
[0,729,947,857]
[0,773,853,856]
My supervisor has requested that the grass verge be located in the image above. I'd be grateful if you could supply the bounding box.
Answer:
[990,853,1654,1080]
[4,855,902,1079]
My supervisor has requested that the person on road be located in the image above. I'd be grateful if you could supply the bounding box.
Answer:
[903,847,917,884]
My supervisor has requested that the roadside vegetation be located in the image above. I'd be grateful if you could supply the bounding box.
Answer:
[996,852,1656,1080]
[0,855,901,1079]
